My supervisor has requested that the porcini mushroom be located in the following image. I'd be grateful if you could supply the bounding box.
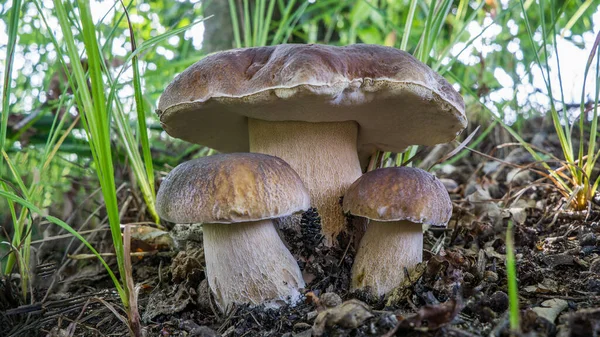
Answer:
[157,44,466,243]
[343,166,452,297]
[156,153,309,311]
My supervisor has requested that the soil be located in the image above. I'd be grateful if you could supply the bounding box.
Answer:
[2,120,600,336]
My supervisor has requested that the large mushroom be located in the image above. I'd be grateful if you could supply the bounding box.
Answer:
[156,153,309,311]
[343,166,452,297]
[157,44,466,243]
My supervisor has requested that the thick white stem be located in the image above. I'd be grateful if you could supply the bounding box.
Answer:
[248,119,363,243]
[203,220,305,311]
[351,220,423,297]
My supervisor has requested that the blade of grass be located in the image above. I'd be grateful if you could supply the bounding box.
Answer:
[445,70,572,194]
[561,0,594,37]
[0,1,24,277]
[281,1,309,43]
[2,151,31,296]
[583,32,600,176]
[252,0,262,46]
[123,225,141,337]
[120,0,158,224]
[229,0,243,48]
[243,0,251,47]
[259,0,277,46]
[400,0,418,51]
[506,220,520,333]
[442,120,498,166]
[0,189,125,298]
[587,34,600,195]
[53,0,128,306]
[271,0,297,45]
[1,0,22,165]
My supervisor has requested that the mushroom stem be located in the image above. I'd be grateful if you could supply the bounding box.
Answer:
[203,219,305,311]
[248,119,363,243]
[351,220,422,296]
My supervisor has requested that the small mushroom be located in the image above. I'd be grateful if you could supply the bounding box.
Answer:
[157,44,466,243]
[343,167,452,297]
[156,153,309,311]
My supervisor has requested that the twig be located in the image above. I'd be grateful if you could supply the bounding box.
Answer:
[67,251,158,260]
[123,221,142,337]
[337,238,353,267]
[380,320,401,337]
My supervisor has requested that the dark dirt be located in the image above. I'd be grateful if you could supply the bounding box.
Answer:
[3,122,600,337]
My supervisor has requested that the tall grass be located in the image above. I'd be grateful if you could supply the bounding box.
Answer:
[1,0,203,333]
[1,0,28,297]
[363,0,485,167]
[52,0,129,310]
[228,0,309,48]
[506,0,600,211]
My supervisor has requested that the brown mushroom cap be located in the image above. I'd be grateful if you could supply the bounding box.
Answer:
[156,153,310,224]
[343,167,452,227]
[157,44,466,162]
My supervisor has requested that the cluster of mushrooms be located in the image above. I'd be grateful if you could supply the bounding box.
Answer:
[155,44,467,312]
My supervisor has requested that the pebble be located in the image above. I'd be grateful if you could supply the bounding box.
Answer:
[484,270,499,282]
[319,292,342,308]
[590,259,600,274]
[293,322,312,331]
[580,232,597,247]
[488,291,509,313]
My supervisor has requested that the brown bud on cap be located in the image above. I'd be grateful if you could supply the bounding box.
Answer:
[343,167,452,227]
[156,153,310,224]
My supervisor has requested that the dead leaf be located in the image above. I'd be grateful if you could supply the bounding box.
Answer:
[312,300,373,336]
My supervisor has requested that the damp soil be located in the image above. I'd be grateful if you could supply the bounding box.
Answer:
[3,123,600,337]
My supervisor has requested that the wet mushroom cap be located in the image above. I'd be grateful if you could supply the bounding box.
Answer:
[155,152,310,224]
[157,44,467,165]
[343,167,452,227]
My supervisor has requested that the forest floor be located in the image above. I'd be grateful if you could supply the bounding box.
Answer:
[2,118,600,336]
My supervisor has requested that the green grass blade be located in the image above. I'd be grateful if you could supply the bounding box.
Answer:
[583,32,600,176]
[587,33,600,195]
[0,189,125,298]
[76,0,125,284]
[506,220,521,333]
[54,0,127,305]
[441,120,498,166]
[259,0,277,46]
[272,0,297,45]
[243,0,251,47]
[281,2,309,43]
[434,0,487,71]
[519,0,573,167]
[445,71,572,193]
[416,0,435,62]
[252,0,262,46]
[120,0,158,224]
[561,0,594,37]
[1,0,23,172]
[228,0,243,48]
[400,0,418,51]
